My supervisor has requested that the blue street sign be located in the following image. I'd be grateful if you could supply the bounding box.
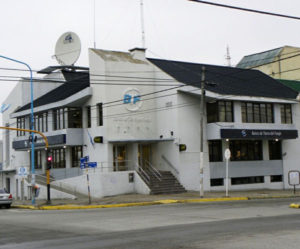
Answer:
[88,162,97,168]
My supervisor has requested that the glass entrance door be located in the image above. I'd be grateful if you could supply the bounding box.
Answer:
[138,144,152,169]
[113,145,127,171]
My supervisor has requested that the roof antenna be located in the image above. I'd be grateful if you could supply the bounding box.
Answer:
[140,0,146,48]
[93,0,96,48]
[225,45,232,66]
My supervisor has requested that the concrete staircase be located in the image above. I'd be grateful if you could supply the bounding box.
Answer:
[140,170,186,195]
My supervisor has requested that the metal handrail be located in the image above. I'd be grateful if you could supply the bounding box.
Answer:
[135,163,150,184]
[144,160,162,181]
[161,155,179,175]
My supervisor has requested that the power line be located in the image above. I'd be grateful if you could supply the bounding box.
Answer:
[188,0,300,21]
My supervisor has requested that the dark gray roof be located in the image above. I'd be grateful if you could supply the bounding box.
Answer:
[16,71,90,113]
[236,47,283,68]
[148,58,298,100]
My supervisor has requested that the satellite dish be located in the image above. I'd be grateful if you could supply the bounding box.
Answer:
[54,32,81,66]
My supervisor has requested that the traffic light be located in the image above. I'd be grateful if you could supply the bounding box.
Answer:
[46,155,52,170]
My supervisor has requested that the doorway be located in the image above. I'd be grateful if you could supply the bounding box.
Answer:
[113,145,127,171]
[138,144,152,169]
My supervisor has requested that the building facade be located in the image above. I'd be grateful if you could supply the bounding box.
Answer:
[1,48,300,200]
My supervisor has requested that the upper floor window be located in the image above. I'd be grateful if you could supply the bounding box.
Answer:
[86,106,91,128]
[53,107,82,130]
[16,117,26,136]
[68,108,82,128]
[280,104,292,124]
[207,101,233,123]
[241,102,273,123]
[34,112,48,133]
[97,103,103,126]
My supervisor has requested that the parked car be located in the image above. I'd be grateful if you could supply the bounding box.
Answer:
[0,188,12,208]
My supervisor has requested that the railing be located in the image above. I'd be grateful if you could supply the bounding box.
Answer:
[161,155,180,179]
[135,162,151,185]
[144,160,162,181]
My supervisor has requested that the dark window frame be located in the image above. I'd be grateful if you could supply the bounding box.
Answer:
[280,104,292,124]
[97,103,103,126]
[268,140,282,160]
[229,140,263,161]
[208,140,223,162]
[207,100,234,123]
[86,106,91,128]
[241,102,274,123]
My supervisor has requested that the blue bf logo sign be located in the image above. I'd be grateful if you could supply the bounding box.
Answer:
[123,94,141,104]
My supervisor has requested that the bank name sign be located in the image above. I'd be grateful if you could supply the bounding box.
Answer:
[221,129,298,139]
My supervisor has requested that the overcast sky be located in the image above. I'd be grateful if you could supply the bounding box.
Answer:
[1,0,300,117]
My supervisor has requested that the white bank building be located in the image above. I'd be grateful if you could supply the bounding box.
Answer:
[1,47,300,200]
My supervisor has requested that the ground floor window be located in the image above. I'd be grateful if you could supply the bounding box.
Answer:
[231,176,264,185]
[210,178,224,186]
[270,175,282,182]
[113,145,127,171]
[229,140,262,161]
[208,140,222,162]
[269,140,282,160]
[71,146,83,167]
[51,148,66,168]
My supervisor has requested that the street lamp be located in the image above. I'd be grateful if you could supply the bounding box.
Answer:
[0,55,35,204]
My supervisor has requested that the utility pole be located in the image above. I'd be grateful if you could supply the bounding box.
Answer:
[199,66,205,197]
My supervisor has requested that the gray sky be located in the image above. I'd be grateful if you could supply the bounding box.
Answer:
[1,0,300,114]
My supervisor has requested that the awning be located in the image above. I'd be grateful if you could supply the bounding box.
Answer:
[221,129,298,139]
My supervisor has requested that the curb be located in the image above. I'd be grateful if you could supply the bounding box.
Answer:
[12,197,249,210]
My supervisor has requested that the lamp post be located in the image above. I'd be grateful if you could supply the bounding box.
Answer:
[0,55,35,205]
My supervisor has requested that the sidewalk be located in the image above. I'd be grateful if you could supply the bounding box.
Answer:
[12,189,300,210]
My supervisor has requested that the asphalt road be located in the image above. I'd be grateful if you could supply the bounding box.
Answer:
[1,198,300,249]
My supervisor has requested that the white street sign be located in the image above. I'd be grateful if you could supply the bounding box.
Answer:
[224,149,231,160]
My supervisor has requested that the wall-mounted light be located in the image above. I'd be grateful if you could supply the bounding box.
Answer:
[226,139,229,142]
[275,139,279,142]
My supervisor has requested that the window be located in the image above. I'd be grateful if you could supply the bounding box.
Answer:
[210,178,224,186]
[97,103,103,126]
[34,112,48,133]
[280,104,292,124]
[208,140,222,162]
[53,107,82,130]
[16,117,26,136]
[71,146,83,167]
[51,148,66,168]
[270,175,282,182]
[35,150,42,169]
[241,102,273,123]
[229,140,262,161]
[86,106,91,128]
[269,140,282,160]
[68,107,82,128]
[207,101,233,123]
[231,176,264,185]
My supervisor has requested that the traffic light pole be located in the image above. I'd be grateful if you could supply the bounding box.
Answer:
[46,169,51,204]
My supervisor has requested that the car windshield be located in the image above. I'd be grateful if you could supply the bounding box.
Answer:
[0,189,8,194]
